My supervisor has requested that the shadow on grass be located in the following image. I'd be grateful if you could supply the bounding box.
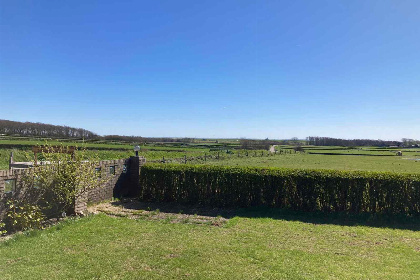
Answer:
[233,207,420,231]
[307,152,395,157]
[112,199,420,231]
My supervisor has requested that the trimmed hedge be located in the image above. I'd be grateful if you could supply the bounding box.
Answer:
[139,164,420,215]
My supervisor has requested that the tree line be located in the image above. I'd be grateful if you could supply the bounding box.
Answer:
[0,120,196,143]
[305,136,415,147]
[401,138,420,147]
[239,139,301,150]
[0,119,98,139]
[102,135,195,144]
[1,119,418,147]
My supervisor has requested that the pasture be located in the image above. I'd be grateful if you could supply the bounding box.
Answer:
[1,136,419,173]
[200,149,420,174]
[0,137,213,170]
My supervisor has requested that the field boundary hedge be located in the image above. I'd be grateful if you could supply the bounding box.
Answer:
[139,164,420,215]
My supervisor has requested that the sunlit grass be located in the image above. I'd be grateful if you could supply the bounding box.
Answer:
[200,152,420,174]
[0,213,418,279]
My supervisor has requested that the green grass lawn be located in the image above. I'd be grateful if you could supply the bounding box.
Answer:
[0,212,419,280]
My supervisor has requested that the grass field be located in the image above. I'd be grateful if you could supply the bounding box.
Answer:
[0,137,213,170]
[1,137,419,173]
[0,148,214,170]
[200,151,420,173]
[0,210,419,280]
[1,137,419,279]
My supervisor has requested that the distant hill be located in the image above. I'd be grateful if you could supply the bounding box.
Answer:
[0,119,99,139]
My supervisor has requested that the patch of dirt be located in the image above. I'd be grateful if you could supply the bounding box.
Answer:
[88,199,230,226]
[0,234,13,242]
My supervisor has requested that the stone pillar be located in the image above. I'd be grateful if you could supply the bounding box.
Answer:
[126,156,145,197]
[74,191,88,215]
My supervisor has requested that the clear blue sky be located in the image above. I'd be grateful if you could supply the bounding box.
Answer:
[1,0,419,140]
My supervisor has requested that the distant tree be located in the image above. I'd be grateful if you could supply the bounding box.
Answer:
[0,119,98,139]
[240,139,250,149]
[293,144,304,152]
[306,136,402,147]
[401,138,419,147]
[291,137,299,144]
[240,139,273,150]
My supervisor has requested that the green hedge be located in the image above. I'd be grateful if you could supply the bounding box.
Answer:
[139,164,420,215]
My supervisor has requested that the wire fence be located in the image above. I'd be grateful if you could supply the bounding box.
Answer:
[148,149,305,164]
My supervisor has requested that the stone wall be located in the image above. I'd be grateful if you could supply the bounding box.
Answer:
[88,159,127,204]
[0,156,146,218]
[0,169,29,217]
[75,158,129,214]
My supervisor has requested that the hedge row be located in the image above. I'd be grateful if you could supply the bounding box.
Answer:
[139,164,420,215]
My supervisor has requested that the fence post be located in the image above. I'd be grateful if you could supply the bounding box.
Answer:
[184,155,187,164]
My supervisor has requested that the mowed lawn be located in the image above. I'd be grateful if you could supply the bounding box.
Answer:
[1,213,419,280]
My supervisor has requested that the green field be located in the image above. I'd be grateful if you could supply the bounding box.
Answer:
[0,137,216,170]
[0,148,213,170]
[1,137,419,279]
[1,137,419,173]
[198,150,420,174]
[1,211,419,280]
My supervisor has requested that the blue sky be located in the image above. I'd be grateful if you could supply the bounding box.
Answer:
[1,0,419,140]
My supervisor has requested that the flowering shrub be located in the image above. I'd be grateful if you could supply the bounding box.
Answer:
[3,144,111,233]
[5,199,44,231]
[0,221,6,235]
[20,145,110,216]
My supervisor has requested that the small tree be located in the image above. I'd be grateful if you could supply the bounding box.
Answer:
[293,142,304,153]
[5,144,110,230]
[28,145,110,215]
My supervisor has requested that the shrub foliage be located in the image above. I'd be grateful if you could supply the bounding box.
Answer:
[140,164,420,215]
[1,144,109,233]
[5,199,44,232]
